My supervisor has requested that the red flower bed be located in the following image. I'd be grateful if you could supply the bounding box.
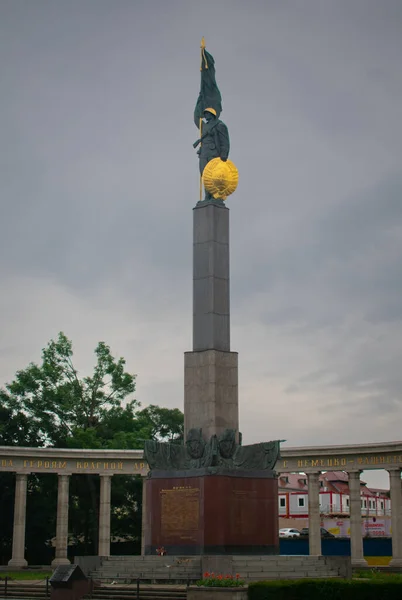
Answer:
[196,572,245,587]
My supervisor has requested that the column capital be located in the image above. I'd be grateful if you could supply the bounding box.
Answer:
[99,473,113,478]
[387,467,401,475]
[347,470,362,478]
[307,471,321,478]
[15,473,28,481]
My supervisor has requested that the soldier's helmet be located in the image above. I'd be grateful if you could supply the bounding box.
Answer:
[204,107,217,116]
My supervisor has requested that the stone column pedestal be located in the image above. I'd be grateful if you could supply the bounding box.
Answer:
[348,471,367,567]
[8,474,28,567]
[307,472,321,555]
[98,474,112,557]
[184,350,238,441]
[52,474,71,566]
[389,469,402,567]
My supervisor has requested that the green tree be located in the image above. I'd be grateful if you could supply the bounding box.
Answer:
[0,332,137,447]
[0,332,184,562]
[137,405,184,442]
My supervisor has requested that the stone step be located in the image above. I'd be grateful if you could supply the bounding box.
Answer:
[94,572,198,575]
[88,595,186,600]
[235,566,339,573]
[92,592,186,598]
[103,556,199,562]
[93,568,200,573]
[85,589,186,600]
[245,574,340,581]
[0,588,50,598]
[92,572,199,578]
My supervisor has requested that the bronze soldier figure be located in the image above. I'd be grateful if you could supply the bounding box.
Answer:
[193,108,230,201]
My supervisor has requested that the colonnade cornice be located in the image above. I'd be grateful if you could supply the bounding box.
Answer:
[2,441,402,476]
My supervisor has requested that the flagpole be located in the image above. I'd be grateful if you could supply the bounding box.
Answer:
[199,117,203,201]
[198,37,209,201]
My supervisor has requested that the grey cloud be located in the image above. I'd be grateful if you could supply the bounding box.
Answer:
[1,0,402,490]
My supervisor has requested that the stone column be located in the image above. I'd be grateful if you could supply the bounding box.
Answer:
[348,471,367,566]
[8,474,28,567]
[307,472,321,555]
[98,475,112,556]
[388,469,402,567]
[141,477,147,556]
[52,474,70,566]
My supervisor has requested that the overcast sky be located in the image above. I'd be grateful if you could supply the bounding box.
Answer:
[1,0,402,489]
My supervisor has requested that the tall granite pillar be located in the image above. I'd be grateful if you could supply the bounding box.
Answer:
[184,201,239,441]
[144,196,279,555]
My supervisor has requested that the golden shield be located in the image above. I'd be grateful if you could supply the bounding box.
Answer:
[202,158,239,200]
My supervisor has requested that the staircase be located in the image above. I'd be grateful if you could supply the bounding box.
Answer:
[90,556,202,584]
[90,554,349,585]
[232,555,349,580]
[85,584,187,600]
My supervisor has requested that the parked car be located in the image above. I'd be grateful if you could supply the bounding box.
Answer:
[279,528,301,538]
[299,527,335,538]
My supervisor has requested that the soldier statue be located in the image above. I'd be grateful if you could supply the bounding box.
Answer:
[193,108,230,201]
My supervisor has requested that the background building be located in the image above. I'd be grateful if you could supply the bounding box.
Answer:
[278,471,391,536]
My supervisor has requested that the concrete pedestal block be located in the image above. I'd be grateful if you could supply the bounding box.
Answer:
[184,349,238,441]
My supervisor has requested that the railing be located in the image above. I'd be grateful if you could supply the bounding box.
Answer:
[0,576,190,600]
[87,577,189,599]
[0,576,50,597]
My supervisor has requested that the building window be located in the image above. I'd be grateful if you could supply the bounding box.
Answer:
[298,497,305,508]
[346,498,349,507]
[380,501,384,510]
[364,499,367,508]
[280,497,286,508]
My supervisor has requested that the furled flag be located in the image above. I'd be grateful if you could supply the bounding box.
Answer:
[194,38,223,127]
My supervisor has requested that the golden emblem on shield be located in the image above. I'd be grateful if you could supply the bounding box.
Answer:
[202,158,239,201]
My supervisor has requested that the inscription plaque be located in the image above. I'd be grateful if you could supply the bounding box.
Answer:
[160,487,200,538]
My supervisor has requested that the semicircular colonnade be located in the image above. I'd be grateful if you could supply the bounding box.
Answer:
[1,441,401,568]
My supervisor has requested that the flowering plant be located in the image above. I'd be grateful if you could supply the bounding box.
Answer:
[196,572,245,587]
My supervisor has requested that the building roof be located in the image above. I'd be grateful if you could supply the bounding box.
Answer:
[278,471,389,497]
[278,473,308,491]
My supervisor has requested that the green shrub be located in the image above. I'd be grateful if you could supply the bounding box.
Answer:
[248,579,402,600]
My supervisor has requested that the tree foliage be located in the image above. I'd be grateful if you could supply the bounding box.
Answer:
[0,332,184,563]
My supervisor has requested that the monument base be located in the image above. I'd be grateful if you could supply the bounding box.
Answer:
[144,470,278,555]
